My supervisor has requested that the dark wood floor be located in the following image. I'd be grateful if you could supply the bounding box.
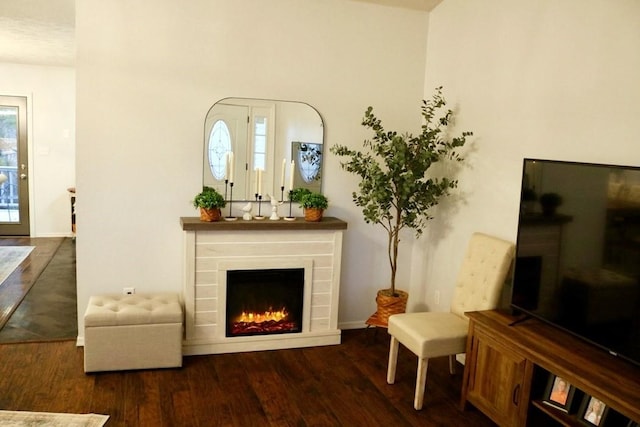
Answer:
[0,238,496,426]
[0,237,77,342]
[0,330,495,426]
[0,237,65,328]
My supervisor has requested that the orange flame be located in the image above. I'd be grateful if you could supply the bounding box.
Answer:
[236,308,288,324]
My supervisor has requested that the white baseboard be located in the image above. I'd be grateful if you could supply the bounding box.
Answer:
[32,232,75,238]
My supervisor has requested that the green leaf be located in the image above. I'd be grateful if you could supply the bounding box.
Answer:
[330,86,472,293]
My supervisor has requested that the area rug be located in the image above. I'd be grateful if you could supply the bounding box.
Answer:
[0,410,109,426]
[0,246,34,287]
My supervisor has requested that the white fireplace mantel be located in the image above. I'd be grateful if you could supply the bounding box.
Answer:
[180,216,347,355]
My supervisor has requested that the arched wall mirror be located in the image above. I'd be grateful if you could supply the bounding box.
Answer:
[203,98,324,201]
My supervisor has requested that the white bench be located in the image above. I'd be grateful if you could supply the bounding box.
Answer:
[84,293,183,373]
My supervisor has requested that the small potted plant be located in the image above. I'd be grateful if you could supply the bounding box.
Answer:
[300,192,328,222]
[290,187,312,203]
[539,192,562,216]
[193,186,226,222]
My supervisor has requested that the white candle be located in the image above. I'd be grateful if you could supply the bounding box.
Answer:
[254,168,259,195]
[289,160,295,190]
[228,152,234,183]
[280,158,286,188]
[258,168,263,195]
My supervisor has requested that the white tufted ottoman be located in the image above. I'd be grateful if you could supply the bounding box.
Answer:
[83,293,183,373]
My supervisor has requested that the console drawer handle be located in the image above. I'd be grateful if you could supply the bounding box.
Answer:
[512,384,521,405]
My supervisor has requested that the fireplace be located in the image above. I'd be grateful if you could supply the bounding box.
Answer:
[226,268,304,337]
[180,218,347,355]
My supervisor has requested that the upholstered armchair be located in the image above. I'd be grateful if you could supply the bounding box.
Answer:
[386,232,515,410]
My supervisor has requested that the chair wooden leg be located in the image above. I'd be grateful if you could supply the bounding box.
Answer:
[387,336,399,384]
[449,354,456,375]
[414,357,428,410]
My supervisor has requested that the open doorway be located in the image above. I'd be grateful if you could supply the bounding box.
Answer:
[0,0,78,342]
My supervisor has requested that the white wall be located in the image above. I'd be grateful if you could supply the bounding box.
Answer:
[75,0,429,332]
[0,62,76,237]
[416,0,640,311]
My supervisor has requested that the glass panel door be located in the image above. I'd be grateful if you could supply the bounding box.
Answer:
[0,96,29,236]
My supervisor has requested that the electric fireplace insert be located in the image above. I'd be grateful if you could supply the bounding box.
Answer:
[225,268,304,337]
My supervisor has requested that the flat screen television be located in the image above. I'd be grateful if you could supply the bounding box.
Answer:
[511,158,640,367]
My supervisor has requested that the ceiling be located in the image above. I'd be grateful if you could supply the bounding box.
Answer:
[0,0,442,68]
[0,0,75,66]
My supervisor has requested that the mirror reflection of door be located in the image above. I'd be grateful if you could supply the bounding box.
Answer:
[204,104,249,199]
[204,102,277,200]
[249,105,275,198]
[0,95,30,236]
[204,98,323,201]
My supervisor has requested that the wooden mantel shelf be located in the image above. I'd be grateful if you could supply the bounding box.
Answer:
[180,216,347,231]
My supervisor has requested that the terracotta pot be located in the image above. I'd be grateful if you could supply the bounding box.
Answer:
[199,207,222,222]
[375,288,409,326]
[304,208,324,222]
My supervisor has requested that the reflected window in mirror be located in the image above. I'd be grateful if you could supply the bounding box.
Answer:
[203,98,324,200]
[208,120,232,181]
[253,115,268,172]
[294,142,322,187]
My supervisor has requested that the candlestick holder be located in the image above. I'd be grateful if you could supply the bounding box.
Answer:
[224,179,228,200]
[284,190,296,221]
[224,182,237,221]
[254,194,265,220]
[280,186,285,203]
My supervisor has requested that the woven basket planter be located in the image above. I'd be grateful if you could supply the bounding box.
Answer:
[304,208,324,222]
[375,289,409,326]
[199,207,222,222]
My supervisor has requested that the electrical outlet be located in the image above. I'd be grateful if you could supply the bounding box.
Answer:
[434,290,440,305]
[123,287,135,295]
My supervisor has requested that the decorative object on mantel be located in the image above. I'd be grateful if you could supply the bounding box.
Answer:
[224,182,238,221]
[300,192,329,222]
[284,190,296,221]
[286,187,311,221]
[223,152,237,221]
[268,194,283,220]
[241,202,253,220]
[331,86,473,326]
[192,186,226,222]
[290,187,312,203]
[254,194,265,220]
[180,216,346,231]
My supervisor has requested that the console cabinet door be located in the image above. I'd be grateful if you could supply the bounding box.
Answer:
[466,327,533,427]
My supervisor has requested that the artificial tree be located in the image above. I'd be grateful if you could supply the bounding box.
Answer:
[330,87,472,309]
